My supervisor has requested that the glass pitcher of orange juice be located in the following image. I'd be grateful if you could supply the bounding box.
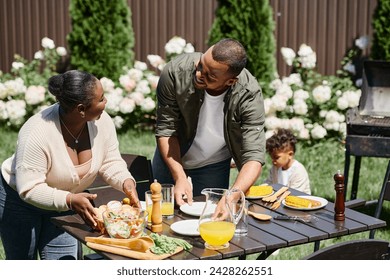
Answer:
[198,187,245,250]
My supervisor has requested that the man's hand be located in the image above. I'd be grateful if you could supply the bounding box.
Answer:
[174,177,193,206]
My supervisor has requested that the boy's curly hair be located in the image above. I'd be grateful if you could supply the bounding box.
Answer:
[266,129,297,154]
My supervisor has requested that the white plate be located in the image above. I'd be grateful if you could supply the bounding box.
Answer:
[170,219,200,236]
[282,195,328,210]
[180,202,215,216]
[246,190,275,200]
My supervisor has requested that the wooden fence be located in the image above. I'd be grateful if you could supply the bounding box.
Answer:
[0,0,378,77]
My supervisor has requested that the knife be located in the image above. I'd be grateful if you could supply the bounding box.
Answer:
[274,215,317,223]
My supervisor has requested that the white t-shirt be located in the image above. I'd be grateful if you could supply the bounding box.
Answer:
[182,91,230,169]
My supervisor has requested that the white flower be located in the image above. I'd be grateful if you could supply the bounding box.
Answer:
[281,47,296,66]
[147,55,166,70]
[294,89,309,100]
[184,43,195,53]
[0,100,8,120]
[282,73,303,86]
[271,94,288,111]
[265,116,282,130]
[297,44,316,69]
[127,68,143,82]
[293,99,308,115]
[41,37,55,49]
[263,98,276,116]
[298,128,310,140]
[147,74,159,90]
[140,97,156,112]
[104,92,123,114]
[119,75,137,92]
[112,116,125,129]
[275,83,293,99]
[355,35,369,50]
[119,97,136,114]
[135,79,151,95]
[100,77,115,92]
[265,129,275,139]
[12,62,24,70]
[312,85,331,104]
[129,92,145,105]
[134,61,148,71]
[25,85,45,105]
[34,51,44,60]
[337,96,349,110]
[56,47,67,56]
[0,83,7,99]
[6,99,27,125]
[289,117,306,132]
[165,36,187,54]
[325,110,345,123]
[311,124,327,139]
[298,44,314,57]
[269,79,283,90]
[5,78,26,96]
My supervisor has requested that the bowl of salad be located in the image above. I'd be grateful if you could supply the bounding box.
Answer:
[102,205,148,239]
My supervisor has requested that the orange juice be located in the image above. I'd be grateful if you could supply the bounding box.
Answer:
[199,221,235,246]
[161,202,174,216]
[146,205,153,223]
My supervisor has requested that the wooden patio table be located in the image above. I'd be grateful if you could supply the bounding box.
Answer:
[51,184,386,260]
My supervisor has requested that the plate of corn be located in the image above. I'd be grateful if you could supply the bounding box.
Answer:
[282,195,328,210]
[245,184,274,199]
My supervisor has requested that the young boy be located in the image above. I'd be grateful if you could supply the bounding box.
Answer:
[264,128,311,195]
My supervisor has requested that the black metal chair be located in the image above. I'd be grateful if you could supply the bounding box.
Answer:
[88,153,153,204]
[303,239,390,260]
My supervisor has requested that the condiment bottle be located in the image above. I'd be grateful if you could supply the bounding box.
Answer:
[334,170,345,221]
[150,179,163,232]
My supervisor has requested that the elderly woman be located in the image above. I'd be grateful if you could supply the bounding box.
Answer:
[0,70,140,259]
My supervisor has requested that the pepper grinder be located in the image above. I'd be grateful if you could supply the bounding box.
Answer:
[150,179,163,233]
[334,170,345,221]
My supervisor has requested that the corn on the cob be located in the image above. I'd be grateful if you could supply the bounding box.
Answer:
[284,196,321,208]
[246,185,273,197]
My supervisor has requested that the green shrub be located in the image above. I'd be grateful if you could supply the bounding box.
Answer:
[67,0,135,81]
[371,0,390,60]
[207,0,276,97]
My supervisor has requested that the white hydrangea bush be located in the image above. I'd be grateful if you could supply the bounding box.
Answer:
[265,42,363,143]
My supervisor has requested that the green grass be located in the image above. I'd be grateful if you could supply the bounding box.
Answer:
[0,127,389,260]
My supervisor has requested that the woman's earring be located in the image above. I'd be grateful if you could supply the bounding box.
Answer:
[80,112,85,118]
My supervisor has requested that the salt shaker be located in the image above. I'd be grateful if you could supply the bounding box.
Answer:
[334,170,345,221]
[150,179,163,232]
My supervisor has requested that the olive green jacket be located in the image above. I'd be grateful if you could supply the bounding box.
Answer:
[155,52,266,170]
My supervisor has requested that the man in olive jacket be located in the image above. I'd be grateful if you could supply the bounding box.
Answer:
[152,38,266,206]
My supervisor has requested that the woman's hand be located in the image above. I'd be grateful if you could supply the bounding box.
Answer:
[67,192,98,228]
[123,178,140,208]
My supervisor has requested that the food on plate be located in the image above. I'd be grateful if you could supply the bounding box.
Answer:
[245,185,273,197]
[284,196,322,208]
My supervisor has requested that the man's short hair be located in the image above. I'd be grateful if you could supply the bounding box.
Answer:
[212,38,247,77]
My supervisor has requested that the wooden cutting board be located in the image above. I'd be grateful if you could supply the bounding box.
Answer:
[86,242,183,260]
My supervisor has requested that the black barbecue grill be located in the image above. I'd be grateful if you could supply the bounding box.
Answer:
[344,60,390,200]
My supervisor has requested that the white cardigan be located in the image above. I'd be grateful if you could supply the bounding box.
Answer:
[1,103,134,211]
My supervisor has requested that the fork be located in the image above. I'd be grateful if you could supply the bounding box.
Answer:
[270,190,291,210]
[262,186,289,203]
